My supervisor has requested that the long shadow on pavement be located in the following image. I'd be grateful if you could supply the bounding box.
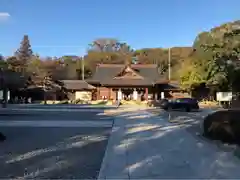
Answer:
[0,127,111,179]
[104,110,240,179]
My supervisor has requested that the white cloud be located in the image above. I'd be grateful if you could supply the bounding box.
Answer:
[0,12,10,21]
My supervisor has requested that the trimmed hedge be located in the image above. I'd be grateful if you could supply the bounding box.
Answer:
[203,110,240,144]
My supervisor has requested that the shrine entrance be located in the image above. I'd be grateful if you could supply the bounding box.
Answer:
[122,89,133,100]
[113,87,146,101]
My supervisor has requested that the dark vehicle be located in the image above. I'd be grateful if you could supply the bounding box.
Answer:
[159,98,199,112]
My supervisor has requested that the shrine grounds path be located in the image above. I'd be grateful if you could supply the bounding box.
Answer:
[98,107,240,179]
[1,105,239,179]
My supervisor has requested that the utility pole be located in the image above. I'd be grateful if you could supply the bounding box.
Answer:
[81,56,85,80]
[168,47,171,81]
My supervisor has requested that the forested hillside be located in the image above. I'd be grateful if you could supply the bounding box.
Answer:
[0,20,239,91]
[179,20,240,91]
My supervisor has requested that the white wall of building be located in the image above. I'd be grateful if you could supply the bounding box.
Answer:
[75,91,92,101]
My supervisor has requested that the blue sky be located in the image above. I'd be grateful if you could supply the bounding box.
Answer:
[0,0,239,57]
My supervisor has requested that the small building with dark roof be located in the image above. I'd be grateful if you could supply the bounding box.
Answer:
[62,80,96,91]
[61,80,96,101]
[86,64,179,101]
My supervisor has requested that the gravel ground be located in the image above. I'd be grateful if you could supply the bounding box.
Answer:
[0,127,111,179]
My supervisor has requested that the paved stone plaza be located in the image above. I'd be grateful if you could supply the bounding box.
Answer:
[98,108,240,179]
[1,105,240,179]
[0,105,114,179]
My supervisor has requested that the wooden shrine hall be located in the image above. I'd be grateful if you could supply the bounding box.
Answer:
[86,64,180,101]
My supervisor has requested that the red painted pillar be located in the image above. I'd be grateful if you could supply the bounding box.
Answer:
[145,88,148,101]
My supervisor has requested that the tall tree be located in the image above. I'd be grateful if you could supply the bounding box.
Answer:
[89,38,132,53]
[133,47,192,78]
[0,54,4,61]
[6,56,20,71]
[86,38,134,72]
[180,20,240,91]
[0,55,7,69]
[201,21,240,90]
[26,54,42,75]
[59,56,78,80]
[15,35,33,74]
